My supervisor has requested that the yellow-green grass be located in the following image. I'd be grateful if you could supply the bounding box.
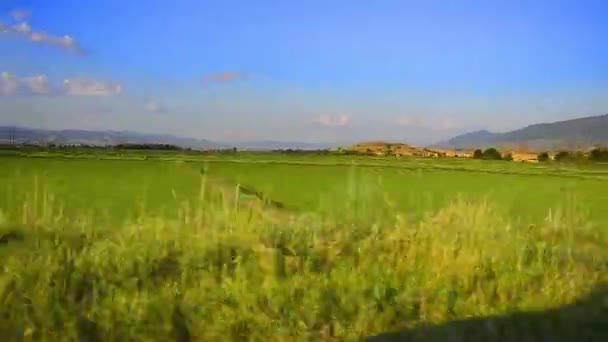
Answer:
[3,156,608,227]
[0,155,607,340]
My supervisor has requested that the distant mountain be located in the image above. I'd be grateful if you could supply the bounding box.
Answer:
[0,126,334,151]
[0,126,221,149]
[436,114,608,150]
[438,130,496,149]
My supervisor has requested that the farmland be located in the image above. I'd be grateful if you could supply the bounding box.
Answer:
[1,151,607,340]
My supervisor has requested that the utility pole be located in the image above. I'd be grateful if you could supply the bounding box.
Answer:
[8,127,15,145]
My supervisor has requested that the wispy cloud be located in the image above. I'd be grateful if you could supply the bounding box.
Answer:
[202,71,248,84]
[10,9,31,21]
[63,79,123,96]
[2,9,83,54]
[313,114,351,127]
[0,72,122,97]
[30,32,82,52]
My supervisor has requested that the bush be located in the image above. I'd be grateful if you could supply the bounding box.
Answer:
[554,151,570,161]
[503,153,513,161]
[554,151,587,163]
[538,152,550,162]
[473,149,482,159]
[589,148,608,162]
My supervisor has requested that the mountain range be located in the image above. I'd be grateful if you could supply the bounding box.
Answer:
[437,113,608,150]
[0,126,333,150]
[3,113,608,152]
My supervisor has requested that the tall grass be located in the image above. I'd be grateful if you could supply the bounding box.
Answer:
[0,175,606,341]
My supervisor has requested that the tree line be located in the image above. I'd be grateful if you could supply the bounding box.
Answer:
[472,148,512,161]
[540,148,608,162]
[472,147,608,162]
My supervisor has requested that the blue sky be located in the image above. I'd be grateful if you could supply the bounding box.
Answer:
[1,0,607,144]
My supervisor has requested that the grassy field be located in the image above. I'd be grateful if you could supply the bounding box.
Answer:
[1,152,607,340]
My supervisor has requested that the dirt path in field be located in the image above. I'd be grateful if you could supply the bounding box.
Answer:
[199,170,297,224]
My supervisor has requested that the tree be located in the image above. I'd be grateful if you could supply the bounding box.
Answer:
[503,153,513,161]
[481,148,502,160]
[473,149,483,159]
[554,151,570,162]
[537,152,550,162]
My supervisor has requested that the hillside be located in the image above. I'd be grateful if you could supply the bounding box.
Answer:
[437,130,496,149]
[437,113,608,150]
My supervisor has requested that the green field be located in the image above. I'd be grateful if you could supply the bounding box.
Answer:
[1,152,607,340]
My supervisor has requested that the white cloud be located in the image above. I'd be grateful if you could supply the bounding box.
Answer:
[22,75,50,94]
[337,115,350,126]
[0,72,122,97]
[13,21,31,33]
[26,30,81,52]
[63,79,123,96]
[147,100,167,113]
[0,72,19,96]
[313,114,351,127]
[1,72,52,96]
[28,32,46,41]
[2,9,82,53]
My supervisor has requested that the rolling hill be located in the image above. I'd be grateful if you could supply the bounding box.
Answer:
[437,114,608,150]
[345,141,459,157]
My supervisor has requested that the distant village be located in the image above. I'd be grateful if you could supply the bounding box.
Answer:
[338,142,608,163]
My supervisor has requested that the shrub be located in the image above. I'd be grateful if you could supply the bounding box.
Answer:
[589,148,608,162]
[473,149,483,159]
[554,151,570,161]
[538,152,550,162]
[503,153,513,161]
[554,151,587,163]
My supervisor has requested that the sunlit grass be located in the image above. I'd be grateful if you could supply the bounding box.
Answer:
[1,170,606,340]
